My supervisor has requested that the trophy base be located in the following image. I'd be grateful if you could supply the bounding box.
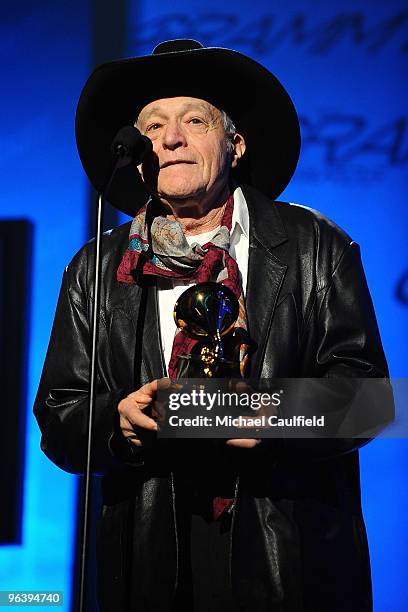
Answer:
[176,354,240,379]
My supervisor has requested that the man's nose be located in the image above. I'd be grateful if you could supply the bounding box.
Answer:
[162,121,187,150]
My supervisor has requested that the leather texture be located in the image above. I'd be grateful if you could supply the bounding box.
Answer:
[34,184,391,612]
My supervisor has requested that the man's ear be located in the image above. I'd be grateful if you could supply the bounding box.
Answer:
[231,133,246,169]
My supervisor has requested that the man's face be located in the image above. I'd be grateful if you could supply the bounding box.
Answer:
[136,96,240,207]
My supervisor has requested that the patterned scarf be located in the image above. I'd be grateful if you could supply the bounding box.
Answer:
[117,195,250,520]
[117,194,250,379]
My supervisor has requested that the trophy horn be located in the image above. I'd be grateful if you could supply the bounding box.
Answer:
[173,282,240,378]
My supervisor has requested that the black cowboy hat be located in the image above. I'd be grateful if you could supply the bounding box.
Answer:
[75,39,300,217]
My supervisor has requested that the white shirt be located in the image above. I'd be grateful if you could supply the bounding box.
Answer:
[157,186,250,372]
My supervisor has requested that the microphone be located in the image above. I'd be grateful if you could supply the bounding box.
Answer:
[78,123,153,612]
[111,125,153,168]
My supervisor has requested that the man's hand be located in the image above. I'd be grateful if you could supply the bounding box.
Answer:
[226,439,261,449]
[118,378,171,446]
[224,381,267,449]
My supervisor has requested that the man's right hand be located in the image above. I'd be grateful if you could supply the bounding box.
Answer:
[118,378,171,446]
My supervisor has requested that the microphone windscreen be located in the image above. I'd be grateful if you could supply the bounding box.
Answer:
[111,126,153,167]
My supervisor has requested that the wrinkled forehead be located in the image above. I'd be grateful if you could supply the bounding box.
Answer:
[136,96,223,126]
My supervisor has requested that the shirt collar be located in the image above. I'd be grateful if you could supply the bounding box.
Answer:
[231,185,250,239]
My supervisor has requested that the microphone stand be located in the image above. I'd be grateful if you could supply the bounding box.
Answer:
[78,149,126,612]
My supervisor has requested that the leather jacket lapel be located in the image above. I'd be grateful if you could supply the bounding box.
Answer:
[246,246,287,377]
[115,279,166,383]
[242,185,288,377]
[141,282,166,380]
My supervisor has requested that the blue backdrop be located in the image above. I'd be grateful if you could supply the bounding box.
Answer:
[0,2,91,610]
[0,1,406,610]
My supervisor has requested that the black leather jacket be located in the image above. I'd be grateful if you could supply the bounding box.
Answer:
[34,185,391,612]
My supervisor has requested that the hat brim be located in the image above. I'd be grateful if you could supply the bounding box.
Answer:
[75,47,300,216]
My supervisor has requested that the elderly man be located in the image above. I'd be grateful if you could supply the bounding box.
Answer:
[34,40,389,612]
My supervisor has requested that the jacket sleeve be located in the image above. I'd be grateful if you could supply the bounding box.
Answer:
[310,241,389,379]
[33,254,142,475]
[262,241,394,462]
